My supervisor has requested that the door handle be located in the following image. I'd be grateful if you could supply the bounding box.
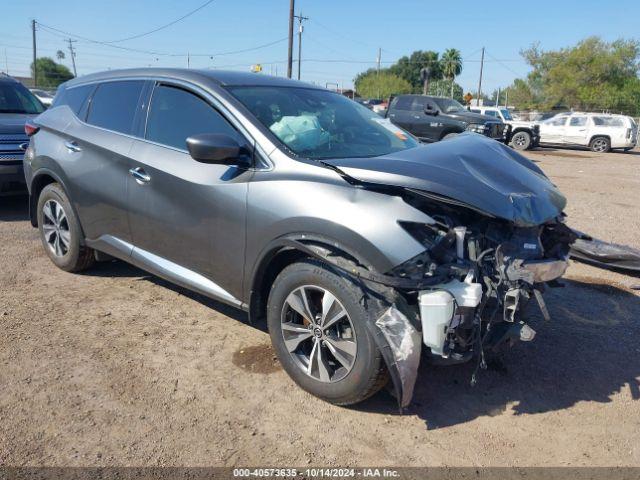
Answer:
[129,167,151,184]
[64,140,82,153]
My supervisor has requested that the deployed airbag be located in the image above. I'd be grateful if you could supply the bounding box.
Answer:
[269,115,329,152]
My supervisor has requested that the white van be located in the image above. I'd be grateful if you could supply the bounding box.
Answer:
[538,112,637,152]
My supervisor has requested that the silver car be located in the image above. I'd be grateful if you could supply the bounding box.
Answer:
[23,69,575,407]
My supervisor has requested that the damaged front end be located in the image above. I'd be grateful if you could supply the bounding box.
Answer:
[316,136,578,408]
[375,189,577,406]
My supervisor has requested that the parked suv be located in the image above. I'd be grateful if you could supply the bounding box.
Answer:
[24,69,575,407]
[538,112,637,152]
[470,106,540,150]
[386,94,508,143]
[0,73,44,191]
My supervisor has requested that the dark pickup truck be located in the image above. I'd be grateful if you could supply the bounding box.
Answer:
[386,94,508,143]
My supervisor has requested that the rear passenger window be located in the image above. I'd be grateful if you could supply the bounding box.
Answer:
[86,81,144,134]
[392,96,414,111]
[569,116,587,126]
[145,84,239,151]
[64,84,94,118]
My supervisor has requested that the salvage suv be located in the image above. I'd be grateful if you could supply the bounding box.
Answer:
[386,94,508,143]
[538,112,638,152]
[24,69,575,408]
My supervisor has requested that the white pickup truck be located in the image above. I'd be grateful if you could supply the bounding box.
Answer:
[470,106,540,150]
[537,112,638,152]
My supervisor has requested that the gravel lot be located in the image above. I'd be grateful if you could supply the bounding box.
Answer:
[1,147,639,467]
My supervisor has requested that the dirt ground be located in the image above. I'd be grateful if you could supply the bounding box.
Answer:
[1,147,639,467]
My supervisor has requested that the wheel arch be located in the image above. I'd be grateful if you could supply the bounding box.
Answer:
[589,133,611,144]
[247,233,385,325]
[439,127,464,140]
[29,169,85,242]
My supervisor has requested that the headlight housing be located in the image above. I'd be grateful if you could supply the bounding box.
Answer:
[466,123,488,134]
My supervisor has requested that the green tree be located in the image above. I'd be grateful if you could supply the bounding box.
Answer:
[508,37,640,114]
[427,79,464,101]
[30,57,73,88]
[355,71,412,99]
[440,48,463,98]
[388,50,443,92]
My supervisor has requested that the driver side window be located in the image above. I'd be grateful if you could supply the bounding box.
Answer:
[146,84,240,151]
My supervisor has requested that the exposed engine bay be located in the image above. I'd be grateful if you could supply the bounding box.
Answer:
[393,189,576,366]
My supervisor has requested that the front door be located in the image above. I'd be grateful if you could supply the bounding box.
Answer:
[126,83,252,304]
[539,115,569,144]
[408,97,442,142]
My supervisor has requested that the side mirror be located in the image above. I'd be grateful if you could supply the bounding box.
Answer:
[186,133,245,163]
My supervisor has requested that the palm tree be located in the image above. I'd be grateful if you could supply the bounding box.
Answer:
[441,48,463,98]
[56,50,65,61]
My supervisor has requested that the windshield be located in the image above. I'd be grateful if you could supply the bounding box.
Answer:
[227,86,418,160]
[500,109,513,120]
[432,97,466,113]
[0,82,45,114]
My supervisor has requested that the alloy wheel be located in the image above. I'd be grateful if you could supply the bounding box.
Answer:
[280,285,357,383]
[592,138,608,152]
[513,132,528,147]
[42,200,70,257]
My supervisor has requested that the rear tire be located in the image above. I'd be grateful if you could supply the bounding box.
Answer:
[37,183,94,272]
[511,131,532,150]
[589,136,610,153]
[267,259,388,406]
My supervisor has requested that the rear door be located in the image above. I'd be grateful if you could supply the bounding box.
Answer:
[564,115,589,145]
[126,82,252,303]
[63,80,146,245]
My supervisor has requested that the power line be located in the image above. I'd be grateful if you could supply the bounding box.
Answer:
[37,22,288,58]
[105,0,216,43]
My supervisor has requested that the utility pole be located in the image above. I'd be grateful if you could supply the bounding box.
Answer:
[4,48,8,74]
[476,46,485,106]
[295,12,308,80]
[286,0,295,78]
[376,47,381,99]
[496,87,500,107]
[187,52,190,69]
[31,19,37,87]
[67,39,77,77]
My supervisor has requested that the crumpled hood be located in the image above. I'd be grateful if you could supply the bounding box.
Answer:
[323,133,567,226]
[507,119,538,129]
[446,110,500,124]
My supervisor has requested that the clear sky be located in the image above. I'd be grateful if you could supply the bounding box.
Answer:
[3,0,639,95]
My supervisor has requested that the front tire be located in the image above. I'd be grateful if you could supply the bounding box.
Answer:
[511,131,532,150]
[590,136,610,153]
[267,259,388,405]
[37,183,94,272]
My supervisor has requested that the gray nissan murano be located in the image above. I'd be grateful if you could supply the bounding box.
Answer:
[23,69,575,408]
